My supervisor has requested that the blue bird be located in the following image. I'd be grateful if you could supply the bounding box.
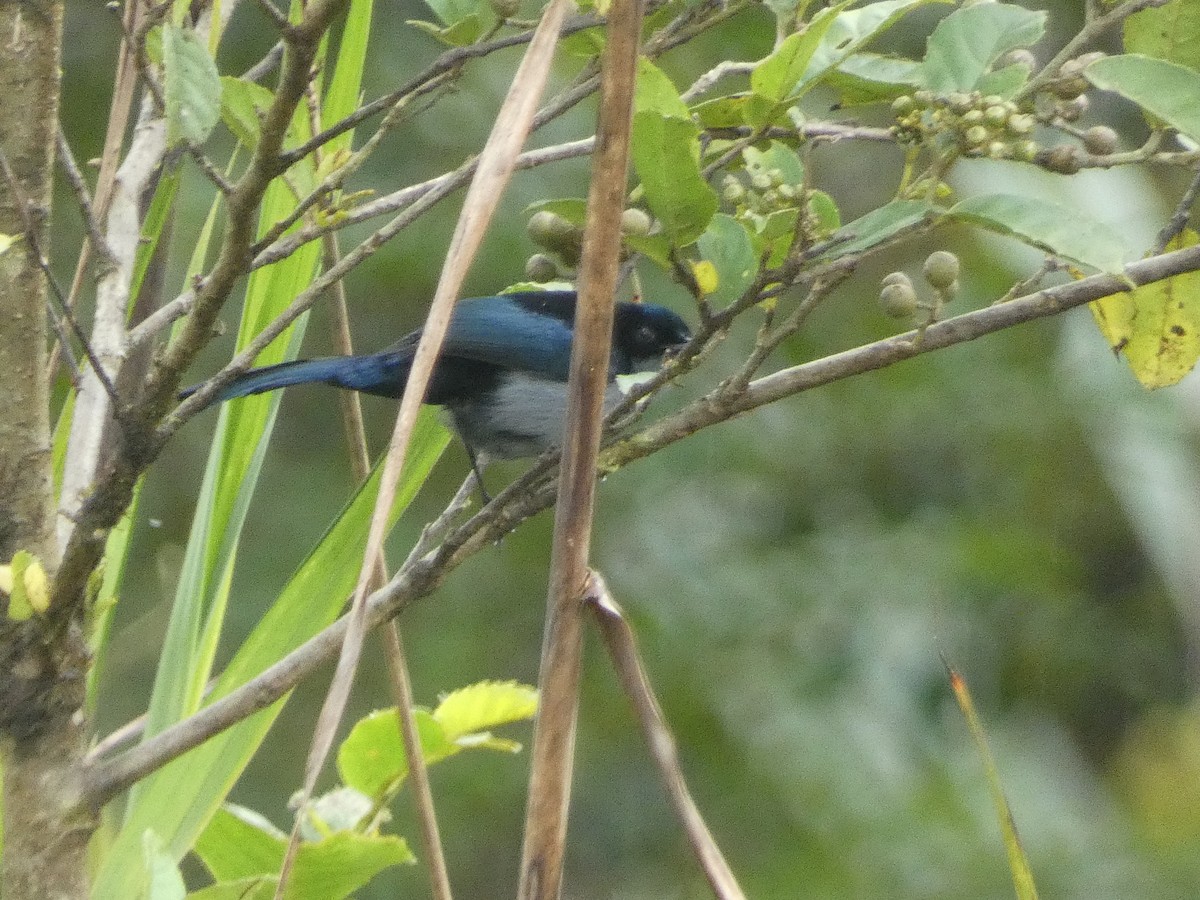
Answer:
[181,290,691,481]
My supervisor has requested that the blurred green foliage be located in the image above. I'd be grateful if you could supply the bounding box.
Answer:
[57,0,1200,896]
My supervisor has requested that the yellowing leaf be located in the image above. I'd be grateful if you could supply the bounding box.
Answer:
[1091,230,1200,388]
[690,260,720,296]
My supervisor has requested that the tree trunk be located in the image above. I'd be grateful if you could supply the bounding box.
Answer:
[0,2,91,898]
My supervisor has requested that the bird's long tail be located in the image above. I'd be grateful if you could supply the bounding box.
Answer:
[179,354,409,405]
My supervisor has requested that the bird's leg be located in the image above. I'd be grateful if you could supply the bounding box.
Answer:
[464,443,493,505]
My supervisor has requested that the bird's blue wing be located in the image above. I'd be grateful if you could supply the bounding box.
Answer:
[441,293,578,381]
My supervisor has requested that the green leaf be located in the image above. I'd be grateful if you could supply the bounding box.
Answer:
[1091,230,1200,388]
[193,805,413,900]
[525,198,588,226]
[922,3,1047,93]
[1086,54,1200,142]
[949,193,1126,273]
[195,805,286,883]
[1125,0,1200,71]
[974,62,1032,100]
[338,708,455,797]
[423,0,484,27]
[0,233,18,255]
[635,57,690,119]
[690,95,750,128]
[743,141,804,186]
[808,189,841,233]
[697,214,758,307]
[162,25,221,148]
[829,53,925,105]
[408,6,484,45]
[188,879,274,900]
[806,0,948,82]
[631,112,718,247]
[143,830,187,900]
[434,680,539,741]
[751,5,848,103]
[824,198,935,257]
[219,77,275,147]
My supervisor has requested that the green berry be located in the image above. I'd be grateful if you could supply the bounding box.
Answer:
[881,271,915,290]
[1039,144,1083,174]
[1006,113,1036,135]
[620,208,653,236]
[922,250,960,290]
[1082,125,1119,156]
[984,105,1009,127]
[892,95,916,116]
[964,125,990,147]
[525,253,559,282]
[879,281,919,319]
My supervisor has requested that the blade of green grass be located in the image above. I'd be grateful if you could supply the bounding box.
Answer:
[947,663,1040,900]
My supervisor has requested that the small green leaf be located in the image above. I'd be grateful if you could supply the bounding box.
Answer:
[434,680,538,741]
[751,5,847,103]
[697,214,758,307]
[635,58,690,120]
[195,805,286,883]
[187,878,275,900]
[220,77,275,148]
[193,805,413,900]
[806,0,949,81]
[974,62,1032,100]
[1091,230,1200,389]
[0,233,18,255]
[162,25,221,148]
[824,199,935,258]
[631,112,718,247]
[808,189,841,233]
[1124,0,1200,71]
[949,193,1125,272]
[690,96,749,128]
[406,15,483,45]
[1086,54,1200,142]
[337,708,454,798]
[423,0,484,27]
[922,3,1047,93]
[524,198,588,226]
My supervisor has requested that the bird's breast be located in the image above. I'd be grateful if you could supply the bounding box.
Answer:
[446,372,624,461]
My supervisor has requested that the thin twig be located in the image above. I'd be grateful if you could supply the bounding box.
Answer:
[1154,164,1200,253]
[56,126,118,274]
[586,573,747,900]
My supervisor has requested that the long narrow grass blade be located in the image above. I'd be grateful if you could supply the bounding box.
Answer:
[947,663,1040,900]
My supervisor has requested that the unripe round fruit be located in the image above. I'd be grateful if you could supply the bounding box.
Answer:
[525,253,559,282]
[999,49,1036,69]
[620,208,653,236]
[528,211,582,254]
[881,271,915,290]
[922,250,960,291]
[1039,144,1083,174]
[1006,113,1035,135]
[964,125,990,147]
[1082,125,1119,156]
[879,281,919,319]
[891,94,916,116]
[488,0,520,17]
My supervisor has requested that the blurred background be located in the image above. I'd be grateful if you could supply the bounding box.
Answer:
[60,0,1200,897]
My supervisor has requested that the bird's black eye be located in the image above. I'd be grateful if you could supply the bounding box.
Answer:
[634,324,658,349]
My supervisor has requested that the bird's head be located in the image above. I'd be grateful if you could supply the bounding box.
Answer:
[613,302,692,374]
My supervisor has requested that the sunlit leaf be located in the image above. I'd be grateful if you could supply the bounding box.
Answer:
[337,708,455,797]
[751,4,848,103]
[434,680,539,741]
[1090,230,1200,388]
[1124,0,1200,71]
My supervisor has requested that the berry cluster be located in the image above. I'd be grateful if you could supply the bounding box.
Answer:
[891,91,1038,161]
[524,208,652,282]
[720,168,803,216]
[878,251,961,326]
